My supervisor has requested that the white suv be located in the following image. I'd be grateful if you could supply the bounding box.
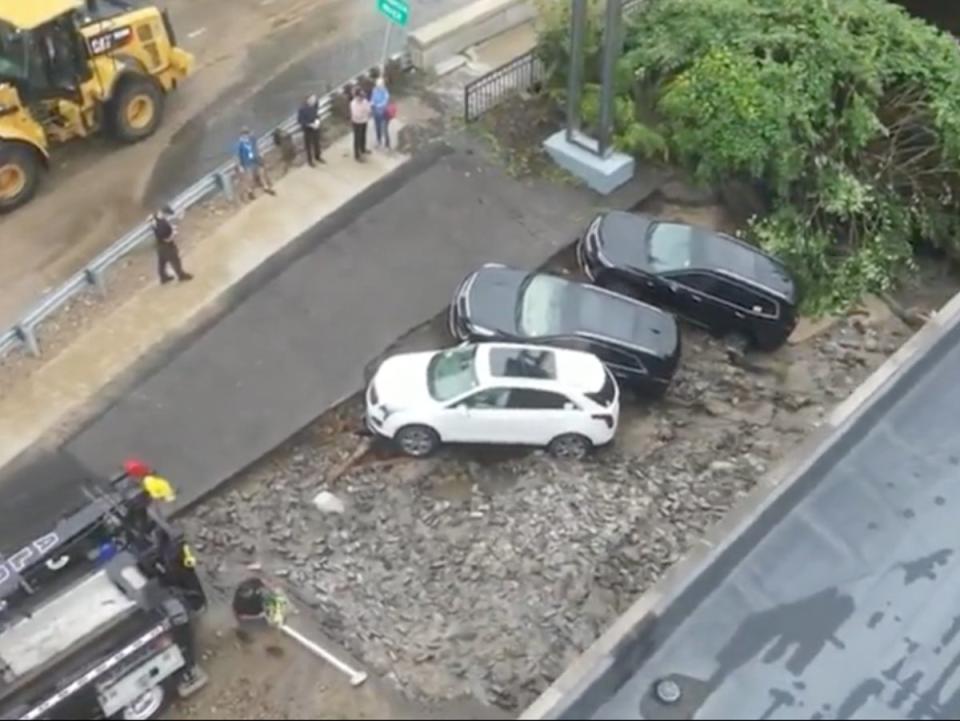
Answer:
[365,342,620,459]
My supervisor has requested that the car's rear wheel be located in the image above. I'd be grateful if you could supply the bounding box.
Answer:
[548,433,593,461]
[724,330,753,362]
[753,330,788,352]
[394,425,440,458]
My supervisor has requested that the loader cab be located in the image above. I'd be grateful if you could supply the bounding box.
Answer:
[0,20,29,87]
[0,15,90,102]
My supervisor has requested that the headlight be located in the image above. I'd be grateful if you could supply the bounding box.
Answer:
[377,404,396,420]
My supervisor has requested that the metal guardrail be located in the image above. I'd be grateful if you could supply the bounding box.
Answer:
[0,58,404,360]
[462,0,644,124]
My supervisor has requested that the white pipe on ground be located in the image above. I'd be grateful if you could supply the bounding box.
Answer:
[279,624,368,687]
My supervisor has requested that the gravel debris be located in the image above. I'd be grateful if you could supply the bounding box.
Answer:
[182,286,949,712]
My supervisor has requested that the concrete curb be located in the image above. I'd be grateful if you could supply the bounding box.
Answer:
[521,287,960,720]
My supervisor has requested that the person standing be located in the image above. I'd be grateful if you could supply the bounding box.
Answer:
[297,94,325,167]
[273,126,297,175]
[350,87,372,161]
[235,127,276,200]
[151,206,192,285]
[371,77,392,150]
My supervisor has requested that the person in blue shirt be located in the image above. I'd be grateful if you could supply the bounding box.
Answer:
[235,127,276,201]
[370,77,392,150]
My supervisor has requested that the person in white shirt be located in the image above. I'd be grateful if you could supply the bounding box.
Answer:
[350,87,372,161]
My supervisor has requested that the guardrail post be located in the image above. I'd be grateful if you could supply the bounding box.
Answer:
[15,323,40,358]
[215,169,235,203]
[84,267,107,298]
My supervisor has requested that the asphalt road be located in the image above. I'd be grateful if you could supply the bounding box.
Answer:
[0,0,472,330]
[0,135,615,548]
[64,139,601,506]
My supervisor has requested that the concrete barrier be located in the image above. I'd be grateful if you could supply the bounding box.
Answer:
[408,0,536,70]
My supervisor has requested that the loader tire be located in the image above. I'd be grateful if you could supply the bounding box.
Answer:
[0,142,41,213]
[110,77,164,143]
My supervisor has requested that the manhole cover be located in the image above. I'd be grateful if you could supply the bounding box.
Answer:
[655,679,682,705]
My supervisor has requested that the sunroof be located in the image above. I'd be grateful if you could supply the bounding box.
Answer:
[488,347,557,380]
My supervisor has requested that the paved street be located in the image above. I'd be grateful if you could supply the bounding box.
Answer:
[0,0,472,330]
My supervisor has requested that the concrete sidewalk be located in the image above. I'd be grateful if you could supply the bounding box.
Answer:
[0,127,409,472]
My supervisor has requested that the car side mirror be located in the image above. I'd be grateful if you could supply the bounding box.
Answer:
[564,402,576,411]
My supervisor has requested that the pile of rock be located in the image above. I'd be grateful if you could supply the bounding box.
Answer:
[183,308,915,711]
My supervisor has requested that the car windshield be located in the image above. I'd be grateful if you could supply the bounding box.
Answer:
[647,222,696,272]
[427,346,479,401]
[517,274,568,336]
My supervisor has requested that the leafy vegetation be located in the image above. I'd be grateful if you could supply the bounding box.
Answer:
[537,0,960,311]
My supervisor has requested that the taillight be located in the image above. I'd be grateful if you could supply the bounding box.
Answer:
[591,413,614,428]
[150,634,173,653]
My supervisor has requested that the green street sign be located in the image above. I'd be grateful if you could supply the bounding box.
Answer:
[377,0,409,27]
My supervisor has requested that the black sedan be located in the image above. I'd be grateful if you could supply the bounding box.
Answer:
[578,211,798,350]
[449,264,680,395]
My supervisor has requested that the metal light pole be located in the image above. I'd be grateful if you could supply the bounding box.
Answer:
[565,0,624,158]
[597,0,625,158]
[565,0,589,144]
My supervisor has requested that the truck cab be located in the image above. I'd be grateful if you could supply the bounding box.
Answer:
[0,453,206,720]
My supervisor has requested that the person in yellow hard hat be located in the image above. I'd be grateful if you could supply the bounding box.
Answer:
[142,474,176,502]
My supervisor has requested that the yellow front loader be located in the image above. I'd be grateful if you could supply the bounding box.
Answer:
[0,0,194,212]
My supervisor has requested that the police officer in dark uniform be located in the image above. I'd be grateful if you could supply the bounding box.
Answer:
[151,206,193,284]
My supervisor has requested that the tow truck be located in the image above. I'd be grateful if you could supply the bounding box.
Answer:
[0,453,207,720]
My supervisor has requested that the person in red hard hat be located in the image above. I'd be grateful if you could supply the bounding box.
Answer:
[124,459,176,502]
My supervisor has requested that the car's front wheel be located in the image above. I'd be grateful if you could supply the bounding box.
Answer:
[548,433,593,461]
[394,425,440,458]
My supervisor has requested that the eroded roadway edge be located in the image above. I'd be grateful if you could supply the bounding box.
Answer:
[523,273,960,718]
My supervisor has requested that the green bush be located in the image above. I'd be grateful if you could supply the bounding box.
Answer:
[538,0,960,312]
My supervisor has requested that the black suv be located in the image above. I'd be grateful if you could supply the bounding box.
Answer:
[449,264,681,396]
[578,211,798,350]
